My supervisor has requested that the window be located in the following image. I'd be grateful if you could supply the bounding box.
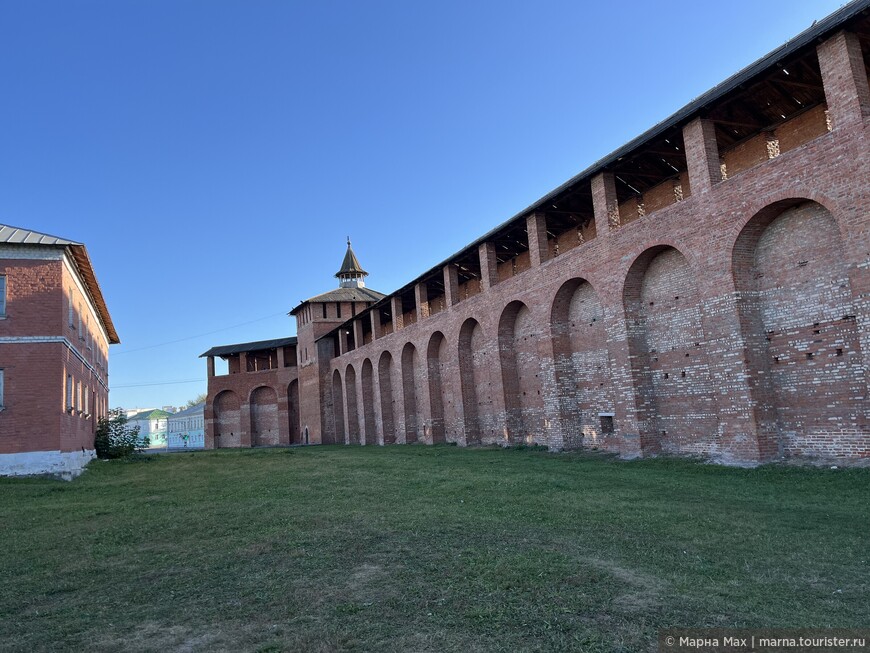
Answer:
[322,303,327,319]
[336,302,341,318]
[0,275,6,317]
[84,389,90,416]
[66,375,73,411]
[0,369,4,408]
[68,290,74,326]
[76,381,82,413]
[78,308,82,338]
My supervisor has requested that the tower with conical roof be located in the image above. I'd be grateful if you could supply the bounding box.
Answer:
[336,238,368,288]
[287,239,385,446]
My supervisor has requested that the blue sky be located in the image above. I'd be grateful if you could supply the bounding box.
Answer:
[0,0,846,409]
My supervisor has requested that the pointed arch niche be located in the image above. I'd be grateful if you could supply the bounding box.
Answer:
[213,390,241,448]
[498,301,545,445]
[623,246,717,455]
[401,343,420,443]
[733,200,868,458]
[550,278,613,449]
[332,370,345,445]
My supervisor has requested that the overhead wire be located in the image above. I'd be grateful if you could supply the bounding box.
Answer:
[111,379,203,389]
[112,311,290,356]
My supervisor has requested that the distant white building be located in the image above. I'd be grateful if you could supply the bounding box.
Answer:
[128,409,170,448]
[167,402,205,450]
[124,407,157,419]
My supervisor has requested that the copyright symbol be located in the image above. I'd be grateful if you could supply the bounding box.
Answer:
[665,636,675,646]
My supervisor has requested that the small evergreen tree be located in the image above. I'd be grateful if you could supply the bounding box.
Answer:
[94,408,148,459]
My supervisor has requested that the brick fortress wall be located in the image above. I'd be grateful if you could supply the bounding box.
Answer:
[202,25,870,465]
[318,29,870,464]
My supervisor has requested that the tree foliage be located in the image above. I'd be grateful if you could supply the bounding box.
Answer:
[95,408,148,459]
[185,392,207,408]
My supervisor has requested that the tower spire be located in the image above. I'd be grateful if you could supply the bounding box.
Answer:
[335,238,368,288]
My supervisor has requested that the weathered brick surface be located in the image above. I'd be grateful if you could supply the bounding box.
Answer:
[315,31,870,465]
[0,253,112,460]
[204,364,299,449]
[204,25,870,465]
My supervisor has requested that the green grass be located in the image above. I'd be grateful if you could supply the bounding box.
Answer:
[1,446,868,652]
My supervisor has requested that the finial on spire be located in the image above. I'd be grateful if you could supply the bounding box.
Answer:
[347,236,351,247]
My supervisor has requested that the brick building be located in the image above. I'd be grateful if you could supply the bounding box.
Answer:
[0,225,119,478]
[201,241,385,448]
[204,2,870,464]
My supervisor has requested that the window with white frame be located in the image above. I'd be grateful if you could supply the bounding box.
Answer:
[76,381,82,413]
[0,275,6,317]
[66,374,73,411]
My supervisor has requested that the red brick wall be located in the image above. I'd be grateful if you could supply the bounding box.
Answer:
[213,389,242,447]
[625,247,719,456]
[251,385,279,446]
[360,359,376,444]
[400,343,421,443]
[377,352,398,444]
[0,343,63,453]
[1,259,63,336]
[0,255,110,457]
[735,202,867,458]
[204,364,298,449]
[208,29,870,465]
[323,38,870,464]
[551,279,615,451]
[344,365,360,444]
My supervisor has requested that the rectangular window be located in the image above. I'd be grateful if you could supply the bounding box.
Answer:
[0,275,6,317]
[66,374,73,411]
[78,308,82,338]
[85,389,90,416]
[322,303,327,319]
[68,290,74,326]
[336,302,341,318]
[76,381,82,412]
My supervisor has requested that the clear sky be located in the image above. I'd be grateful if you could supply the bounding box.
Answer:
[0,0,846,410]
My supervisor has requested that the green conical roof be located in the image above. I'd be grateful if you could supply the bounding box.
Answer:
[335,238,368,278]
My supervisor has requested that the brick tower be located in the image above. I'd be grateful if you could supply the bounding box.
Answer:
[290,240,384,444]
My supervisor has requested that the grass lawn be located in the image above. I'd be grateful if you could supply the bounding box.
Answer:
[1,446,868,652]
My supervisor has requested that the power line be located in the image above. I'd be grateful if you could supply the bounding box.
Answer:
[112,311,290,356]
[111,379,203,389]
